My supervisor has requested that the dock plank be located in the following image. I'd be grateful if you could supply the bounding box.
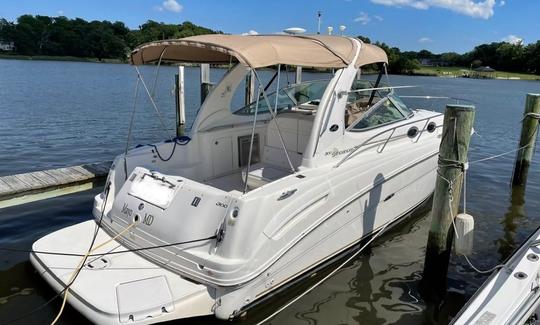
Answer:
[0,161,112,201]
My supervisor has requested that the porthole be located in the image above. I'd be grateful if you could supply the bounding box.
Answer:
[407,127,419,138]
[427,122,437,133]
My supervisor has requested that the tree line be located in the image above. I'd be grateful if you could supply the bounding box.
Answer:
[358,35,540,75]
[0,15,220,60]
[0,14,538,75]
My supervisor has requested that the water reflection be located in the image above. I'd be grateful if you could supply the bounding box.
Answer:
[496,185,526,260]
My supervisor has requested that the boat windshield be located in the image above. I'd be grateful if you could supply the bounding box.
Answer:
[233,79,331,115]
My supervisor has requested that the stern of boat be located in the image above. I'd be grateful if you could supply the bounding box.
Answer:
[30,220,216,324]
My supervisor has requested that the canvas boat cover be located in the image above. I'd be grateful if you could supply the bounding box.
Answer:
[130,34,388,68]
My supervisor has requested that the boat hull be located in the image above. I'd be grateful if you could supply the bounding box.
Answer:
[30,148,438,323]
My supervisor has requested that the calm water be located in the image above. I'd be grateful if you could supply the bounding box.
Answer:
[0,59,539,324]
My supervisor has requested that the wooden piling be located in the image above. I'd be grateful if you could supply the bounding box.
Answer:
[200,63,213,104]
[175,65,186,136]
[512,93,540,186]
[419,104,475,306]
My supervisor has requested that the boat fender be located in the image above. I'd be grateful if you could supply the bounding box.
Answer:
[454,213,474,256]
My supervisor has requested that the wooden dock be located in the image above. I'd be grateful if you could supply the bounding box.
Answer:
[0,161,111,209]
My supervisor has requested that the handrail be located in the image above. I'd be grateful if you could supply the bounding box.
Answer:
[334,113,443,168]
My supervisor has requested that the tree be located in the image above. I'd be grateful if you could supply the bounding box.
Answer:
[356,35,371,44]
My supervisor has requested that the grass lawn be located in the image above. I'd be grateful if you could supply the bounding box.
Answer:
[414,66,540,81]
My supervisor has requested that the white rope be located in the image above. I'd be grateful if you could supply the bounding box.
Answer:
[469,145,530,165]
[255,223,389,325]
[462,255,503,274]
[468,119,539,165]
[51,222,136,324]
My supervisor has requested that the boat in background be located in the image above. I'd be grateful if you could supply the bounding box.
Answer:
[30,34,444,324]
[452,227,540,325]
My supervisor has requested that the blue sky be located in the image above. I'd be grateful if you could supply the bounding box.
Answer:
[0,0,538,53]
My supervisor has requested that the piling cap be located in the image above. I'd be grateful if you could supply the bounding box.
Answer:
[446,104,475,111]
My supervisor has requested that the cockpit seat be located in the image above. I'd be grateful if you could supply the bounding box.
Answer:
[241,163,291,189]
[345,101,370,127]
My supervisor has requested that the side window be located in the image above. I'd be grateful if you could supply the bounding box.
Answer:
[351,98,405,130]
[344,80,390,127]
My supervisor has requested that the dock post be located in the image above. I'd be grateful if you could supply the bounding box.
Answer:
[419,105,475,309]
[175,65,185,136]
[245,70,256,106]
[295,66,302,84]
[200,63,213,104]
[512,94,540,186]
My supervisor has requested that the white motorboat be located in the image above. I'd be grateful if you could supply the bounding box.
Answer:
[452,227,540,325]
[30,34,444,324]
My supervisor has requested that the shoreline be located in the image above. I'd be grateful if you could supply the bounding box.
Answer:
[1,54,539,81]
[0,53,125,64]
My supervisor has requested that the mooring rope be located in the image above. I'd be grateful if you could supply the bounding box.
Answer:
[51,222,136,325]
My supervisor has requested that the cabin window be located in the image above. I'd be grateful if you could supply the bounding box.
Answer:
[233,80,331,115]
[350,97,405,130]
[344,80,390,128]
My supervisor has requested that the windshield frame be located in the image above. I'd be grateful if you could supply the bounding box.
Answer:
[232,78,332,116]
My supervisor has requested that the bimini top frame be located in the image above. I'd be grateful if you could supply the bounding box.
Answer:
[129,34,388,69]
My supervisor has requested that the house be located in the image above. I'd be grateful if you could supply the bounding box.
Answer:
[0,41,15,52]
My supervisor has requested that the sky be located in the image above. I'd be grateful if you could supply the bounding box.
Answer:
[0,0,539,53]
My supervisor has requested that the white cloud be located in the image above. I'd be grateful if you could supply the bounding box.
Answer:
[242,30,259,36]
[370,0,496,19]
[502,34,523,44]
[354,12,383,25]
[354,12,371,25]
[499,0,505,6]
[57,10,64,15]
[157,0,183,13]
[418,37,434,43]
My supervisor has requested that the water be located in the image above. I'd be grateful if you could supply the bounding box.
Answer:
[0,59,539,324]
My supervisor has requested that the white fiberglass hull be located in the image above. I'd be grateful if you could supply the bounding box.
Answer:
[30,148,438,323]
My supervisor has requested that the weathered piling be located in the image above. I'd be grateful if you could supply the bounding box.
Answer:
[175,65,186,136]
[512,93,540,186]
[200,63,213,104]
[295,66,302,84]
[419,105,475,306]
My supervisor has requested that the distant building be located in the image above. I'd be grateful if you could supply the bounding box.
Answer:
[471,66,496,79]
[0,41,15,52]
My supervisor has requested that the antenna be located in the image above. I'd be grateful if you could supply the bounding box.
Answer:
[327,26,333,35]
[317,11,322,34]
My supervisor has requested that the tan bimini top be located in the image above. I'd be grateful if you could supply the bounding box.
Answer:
[130,34,388,68]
